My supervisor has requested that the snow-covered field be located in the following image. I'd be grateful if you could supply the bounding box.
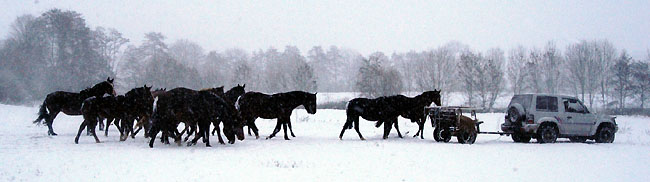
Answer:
[1,104,650,182]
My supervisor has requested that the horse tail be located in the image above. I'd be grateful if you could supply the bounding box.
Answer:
[33,100,49,124]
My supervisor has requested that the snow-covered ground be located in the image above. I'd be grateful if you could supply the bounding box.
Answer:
[1,104,649,182]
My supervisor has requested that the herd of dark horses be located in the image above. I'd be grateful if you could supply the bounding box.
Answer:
[33,77,441,148]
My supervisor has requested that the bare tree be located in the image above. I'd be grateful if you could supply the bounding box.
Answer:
[592,40,616,108]
[507,46,528,94]
[485,48,505,111]
[526,47,543,93]
[565,41,592,102]
[610,51,633,109]
[541,41,563,94]
[458,50,482,106]
[631,60,650,108]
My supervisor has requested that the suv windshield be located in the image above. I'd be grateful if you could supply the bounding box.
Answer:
[509,95,532,110]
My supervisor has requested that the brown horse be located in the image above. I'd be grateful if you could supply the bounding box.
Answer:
[34,77,116,136]
[147,88,244,148]
[75,85,153,144]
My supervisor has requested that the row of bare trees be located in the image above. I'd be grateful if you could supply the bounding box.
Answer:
[1,9,649,112]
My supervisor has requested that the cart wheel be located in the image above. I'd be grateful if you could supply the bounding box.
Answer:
[433,127,451,142]
[457,131,477,144]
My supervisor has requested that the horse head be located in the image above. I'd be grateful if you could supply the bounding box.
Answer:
[222,112,244,144]
[304,92,317,114]
[225,103,246,142]
[90,77,116,97]
[225,84,246,101]
[421,90,442,106]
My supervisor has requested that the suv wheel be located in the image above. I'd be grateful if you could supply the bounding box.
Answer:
[569,137,587,143]
[595,125,615,143]
[512,133,531,143]
[536,124,558,144]
[507,104,525,123]
[433,127,451,142]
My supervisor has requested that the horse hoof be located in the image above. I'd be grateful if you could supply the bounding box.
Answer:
[255,136,260,139]
[219,141,225,145]
[284,137,290,140]
[361,137,366,140]
[206,144,212,147]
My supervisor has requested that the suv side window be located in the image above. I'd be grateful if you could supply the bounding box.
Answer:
[563,98,587,113]
[536,96,558,112]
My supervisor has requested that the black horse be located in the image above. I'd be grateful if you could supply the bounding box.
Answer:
[211,84,246,135]
[376,90,442,139]
[339,90,441,140]
[339,97,400,140]
[74,85,153,144]
[153,87,224,142]
[126,87,168,138]
[237,91,317,140]
[147,88,244,148]
[34,77,116,135]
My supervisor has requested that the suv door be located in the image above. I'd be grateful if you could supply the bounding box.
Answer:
[535,96,565,133]
[562,98,595,136]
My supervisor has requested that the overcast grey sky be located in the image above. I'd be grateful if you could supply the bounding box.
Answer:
[2,0,649,58]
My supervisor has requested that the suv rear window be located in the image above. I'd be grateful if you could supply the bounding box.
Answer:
[509,95,532,110]
[536,96,558,112]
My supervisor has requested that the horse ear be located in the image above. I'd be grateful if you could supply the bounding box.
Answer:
[242,84,246,88]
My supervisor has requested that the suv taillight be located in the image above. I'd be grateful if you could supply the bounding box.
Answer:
[526,114,534,124]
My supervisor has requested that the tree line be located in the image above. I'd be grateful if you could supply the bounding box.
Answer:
[1,9,649,113]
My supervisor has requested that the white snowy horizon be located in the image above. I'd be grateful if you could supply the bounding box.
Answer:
[1,0,649,58]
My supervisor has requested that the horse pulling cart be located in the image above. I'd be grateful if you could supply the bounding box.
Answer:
[425,106,510,144]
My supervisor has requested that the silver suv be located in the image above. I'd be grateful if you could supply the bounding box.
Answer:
[501,94,617,143]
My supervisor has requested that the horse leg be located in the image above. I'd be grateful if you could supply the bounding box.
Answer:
[149,133,157,148]
[247,117,260,139]
[338,118,352,140]
[247,126,253,136]
[353,118,365,140]
[382,119,392,139]
[178,124,188,141]
[266,120,282,140]
[104,118,113,136]
[418,118,425,139]
[120,117,133,141]
[214,122,225,145]
[392,118,403,138]
[47,111,60,136]
[203,123,211,147]
[98,117,105,131]
[132,115,147,138]
[90,119,101,143]
[86,118,94,136]
[188,125,203,146]
[74,120,88,144]
[288,121,296,137]
[282,120,290,140]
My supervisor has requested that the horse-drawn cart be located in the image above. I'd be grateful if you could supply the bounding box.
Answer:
[425,106,513,144]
